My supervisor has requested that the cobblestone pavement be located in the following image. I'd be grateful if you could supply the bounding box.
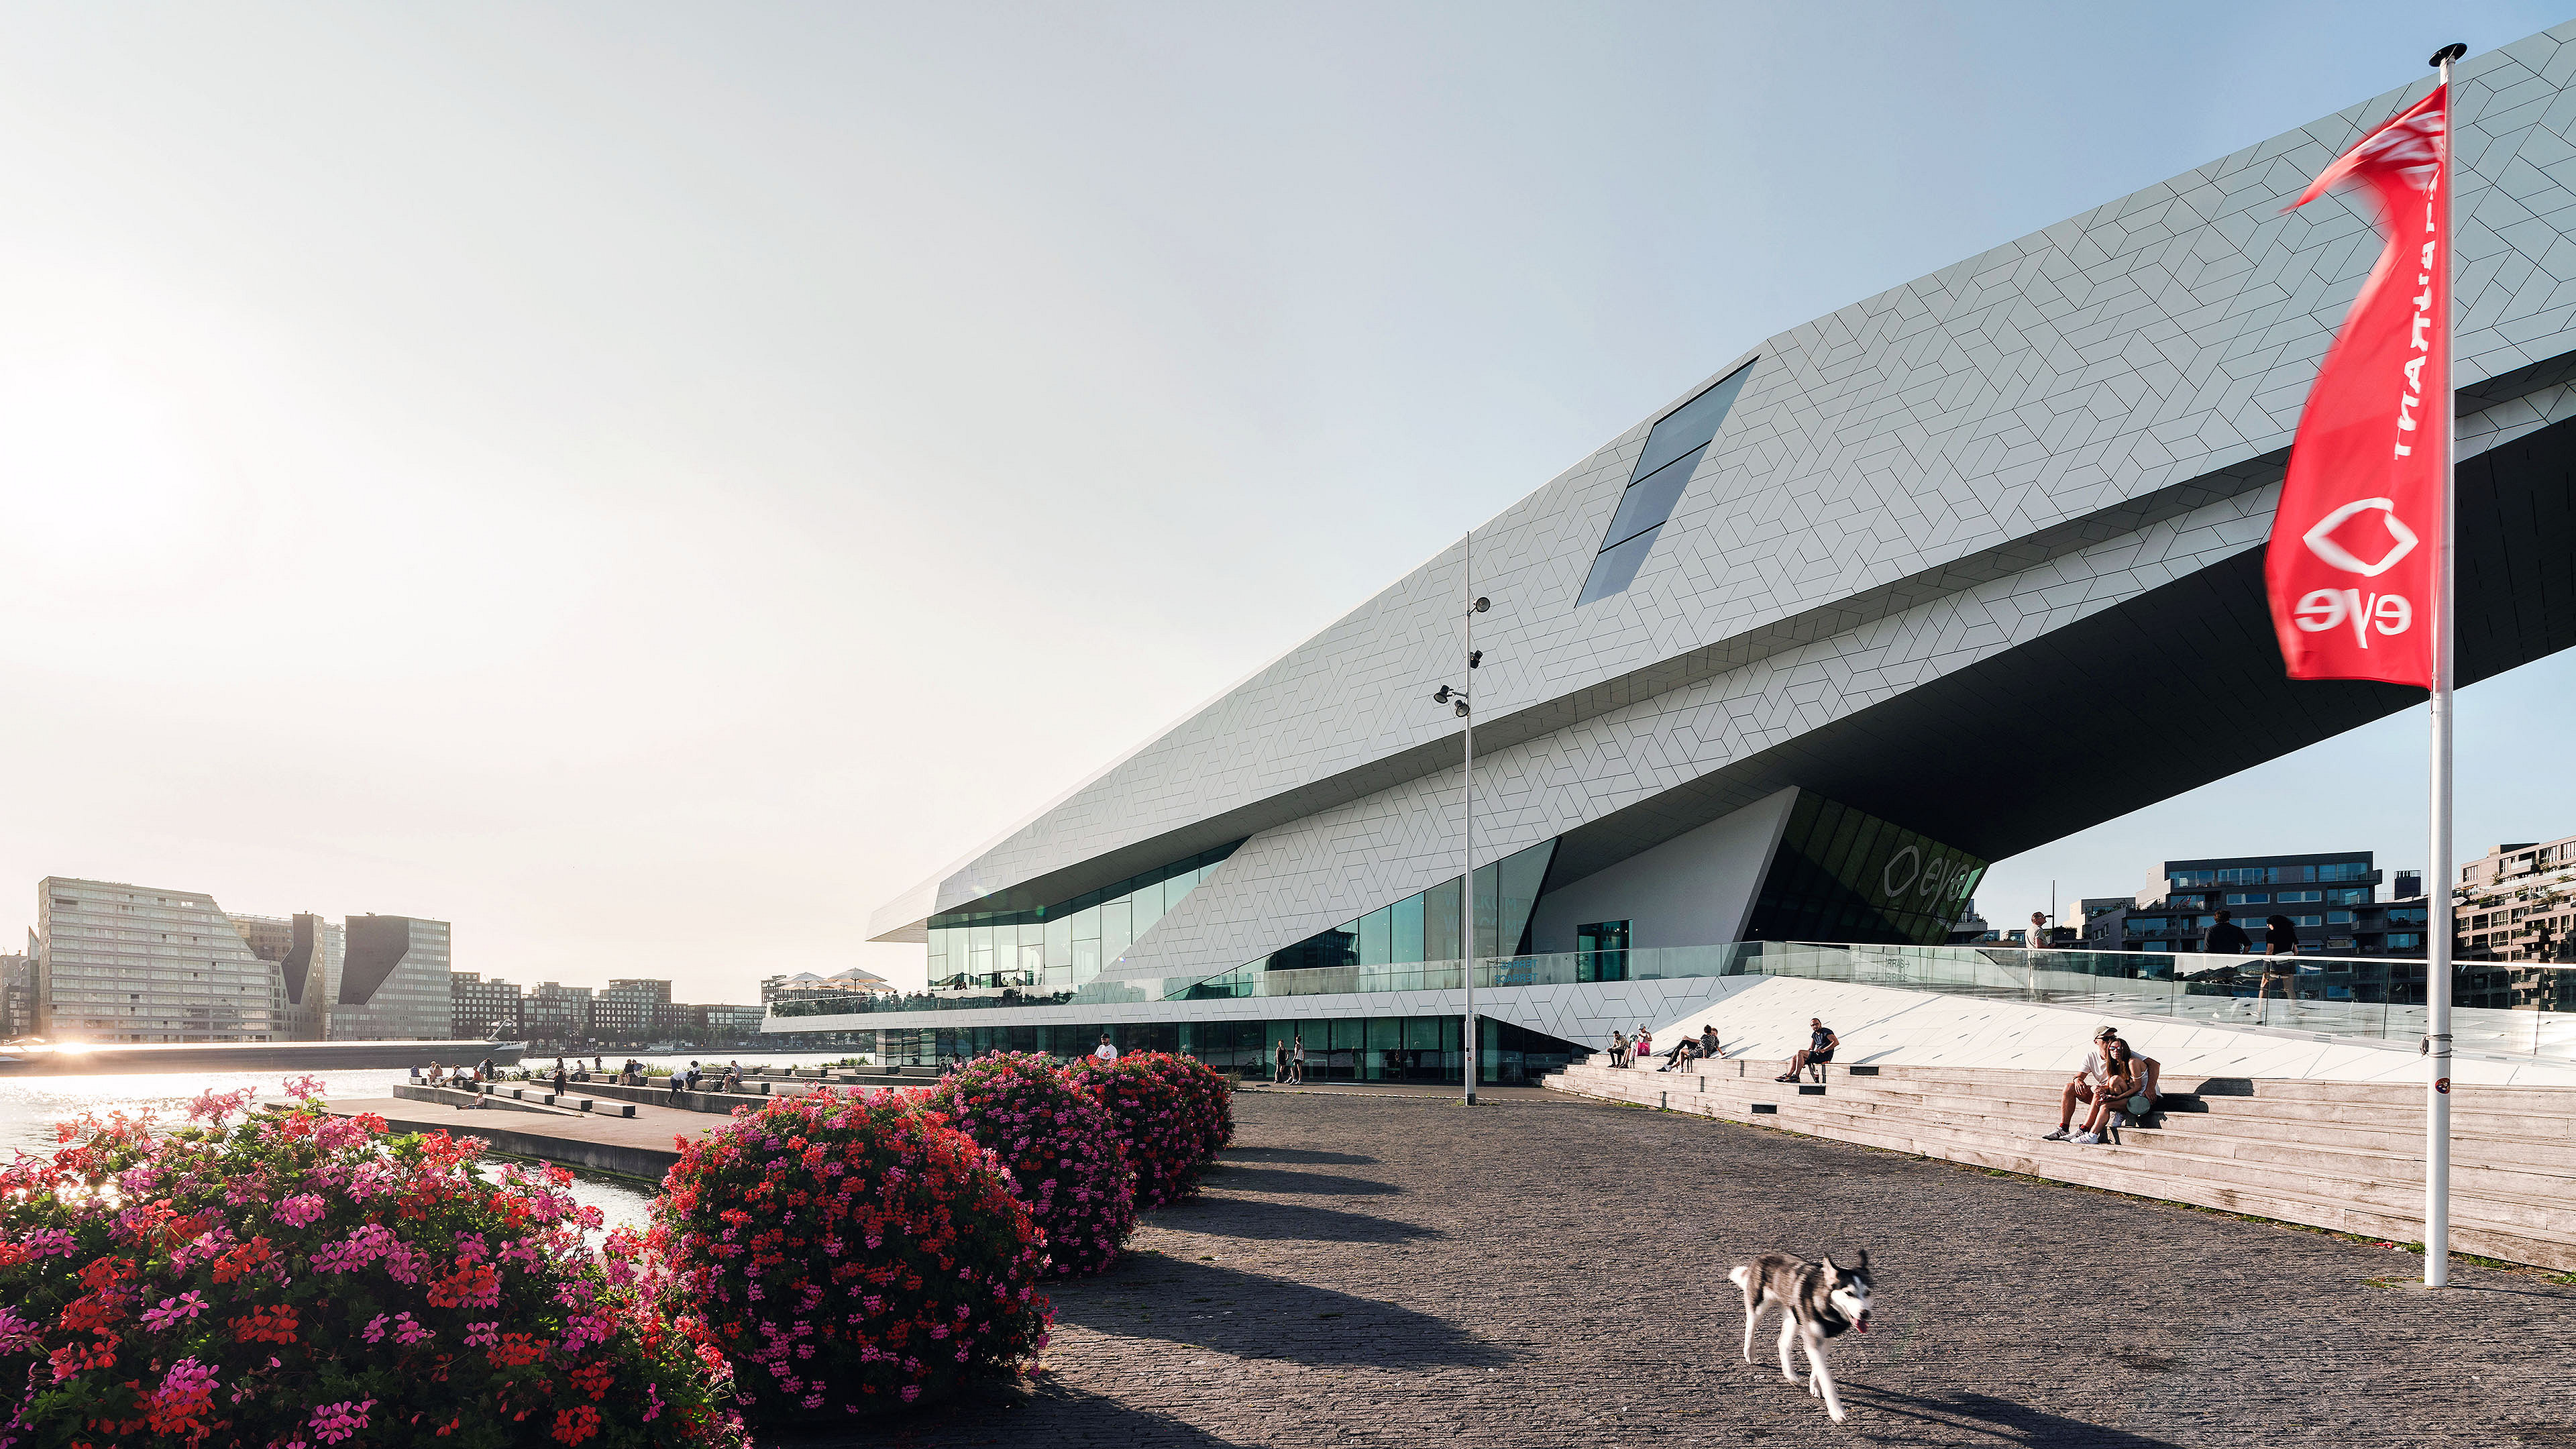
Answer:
[801,1091,2576,1448]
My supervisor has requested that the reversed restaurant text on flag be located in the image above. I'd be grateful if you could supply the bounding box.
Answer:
[2267,84,2449,688]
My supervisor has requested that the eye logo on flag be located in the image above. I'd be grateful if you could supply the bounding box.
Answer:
[2265,83,2449,688]
[2300,498,2420,576]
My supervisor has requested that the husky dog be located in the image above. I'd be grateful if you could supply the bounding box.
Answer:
[1727,1251,1874,1422]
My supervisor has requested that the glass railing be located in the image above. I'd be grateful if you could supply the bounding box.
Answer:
[765,940,2576,1061]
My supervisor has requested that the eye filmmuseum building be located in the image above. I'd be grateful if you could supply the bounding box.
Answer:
[796,26,2576,1083]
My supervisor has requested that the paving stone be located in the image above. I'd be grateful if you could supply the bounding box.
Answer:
[790,1092,2576,1447]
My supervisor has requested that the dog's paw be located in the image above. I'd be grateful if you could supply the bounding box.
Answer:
[1828,1407,1847,1424]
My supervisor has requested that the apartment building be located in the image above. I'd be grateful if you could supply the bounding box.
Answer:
[35,878,287,1042]
[229,913,343,1041]
[450,971,524,1039]
[329,914,453,1041]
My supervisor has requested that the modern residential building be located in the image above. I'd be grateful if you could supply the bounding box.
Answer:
[2120,853,2426,958]
[2457,838,2576,965]
[804,29,2576,1078]
[1,944,34,1038]
[523,982,593,1044]
[229,913,343,1041]
[592,979,676,1042]
[696,1004,765,1040]
[35,878,287,1042]
[328,914,452,1041]
[450,971,525,1040]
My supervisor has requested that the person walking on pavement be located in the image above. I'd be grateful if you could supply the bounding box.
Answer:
[2026,911,2052,949]
[1274,1039,1290,1083]
[1290,1036,1307,1085]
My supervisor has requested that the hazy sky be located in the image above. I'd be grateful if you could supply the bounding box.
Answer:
[3,2,2569,1000]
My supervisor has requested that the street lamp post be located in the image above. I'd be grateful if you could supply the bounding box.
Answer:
[1432,530,1489,1105]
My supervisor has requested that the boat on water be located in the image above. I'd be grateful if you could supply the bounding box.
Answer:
[0,1039,527,1076]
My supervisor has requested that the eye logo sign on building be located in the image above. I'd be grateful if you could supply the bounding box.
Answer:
[2266,83,2449,685]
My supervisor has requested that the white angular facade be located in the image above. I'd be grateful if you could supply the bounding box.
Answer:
[825,28,2576,1077]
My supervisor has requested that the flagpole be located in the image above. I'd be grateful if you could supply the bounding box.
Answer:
[1460,530,1479,1108]
[2423,40,2467,1291]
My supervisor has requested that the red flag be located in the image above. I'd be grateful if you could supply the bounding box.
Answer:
[2267,85,2449,688]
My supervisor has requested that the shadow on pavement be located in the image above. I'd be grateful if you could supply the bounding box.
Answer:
[1220,1146,1379,1166]
[1208,1165,1399,1196]
[1847,1385,2190,1448]
[1173,1197,1444,1244]
[766,1376,1258,1448]
[1053,1256,1511,1368]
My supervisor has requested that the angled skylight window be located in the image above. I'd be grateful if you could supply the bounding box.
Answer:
[1574,360,1755,606]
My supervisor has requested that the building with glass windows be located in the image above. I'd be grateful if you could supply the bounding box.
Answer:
[327,914,451,1042]
[809,27,2576,1080]
[229,912,343,1041]
[36,878,288,1043]
[2119,853,2427,959]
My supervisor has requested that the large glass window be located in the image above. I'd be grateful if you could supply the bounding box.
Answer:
[1574,361,1754,608]
[1742,792,1989,947]
[1209,838,1560,987]
[924,841,1243,991]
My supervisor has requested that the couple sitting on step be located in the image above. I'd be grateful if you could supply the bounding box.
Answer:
[2043,1024,2161,1144]
[1654,1024,1725,1071]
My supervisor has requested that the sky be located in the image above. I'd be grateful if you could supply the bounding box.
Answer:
[2,1,2571,1001]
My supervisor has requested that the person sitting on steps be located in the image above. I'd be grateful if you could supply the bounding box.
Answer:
[1776,1018,1837,1082]
[2043,1024,2124,1140]
[2070,1038,2160,1144]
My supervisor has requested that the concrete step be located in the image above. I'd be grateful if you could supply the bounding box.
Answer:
[1548,1067,2576,1269]
[1596,1063,2576,1141]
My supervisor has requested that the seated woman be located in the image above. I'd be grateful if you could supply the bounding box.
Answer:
[2071,1040,2158,1142]
[1659,1038,1698,1072]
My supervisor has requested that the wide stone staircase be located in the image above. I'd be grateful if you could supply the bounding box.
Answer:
[1545,1057,2576,1271]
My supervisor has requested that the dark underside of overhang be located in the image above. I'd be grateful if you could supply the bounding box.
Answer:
[1543,409,2576,886]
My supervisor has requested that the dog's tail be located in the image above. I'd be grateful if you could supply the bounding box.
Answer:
[1726,1265,1750,1291]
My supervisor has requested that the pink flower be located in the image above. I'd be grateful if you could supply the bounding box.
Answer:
[281,1074,329,1100]
[309,1397,376,1444]
[185,1086,258,1124]
[272,1193,328,1228]
[141,1290,209,1331]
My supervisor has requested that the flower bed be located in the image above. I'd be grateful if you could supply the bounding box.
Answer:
[615,1089,1051,1421]
[1163,1054,1235,1167]
[0,1083,741,1448]
[1072,1052,1231,1211]
[924,1053,1135,1277]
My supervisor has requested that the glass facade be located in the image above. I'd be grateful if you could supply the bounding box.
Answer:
[1171,839,1558,998]
[924,843,1243,993]
[869,1014,1576,1086]
[1741,794,1988,947]
[1575,361,1755,607]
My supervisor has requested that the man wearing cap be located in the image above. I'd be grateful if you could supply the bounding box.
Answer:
[2041,1025,2124,1142]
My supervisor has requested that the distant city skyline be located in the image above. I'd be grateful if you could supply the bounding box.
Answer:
[5,4,2573,998]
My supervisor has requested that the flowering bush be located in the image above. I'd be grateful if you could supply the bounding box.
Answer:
[1161,1053,1236,1167]
[0,1083,742,1448]
[925,1053,1134,1277]
[1072,1052,1230,1210]
[614,1089,1051,1421]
